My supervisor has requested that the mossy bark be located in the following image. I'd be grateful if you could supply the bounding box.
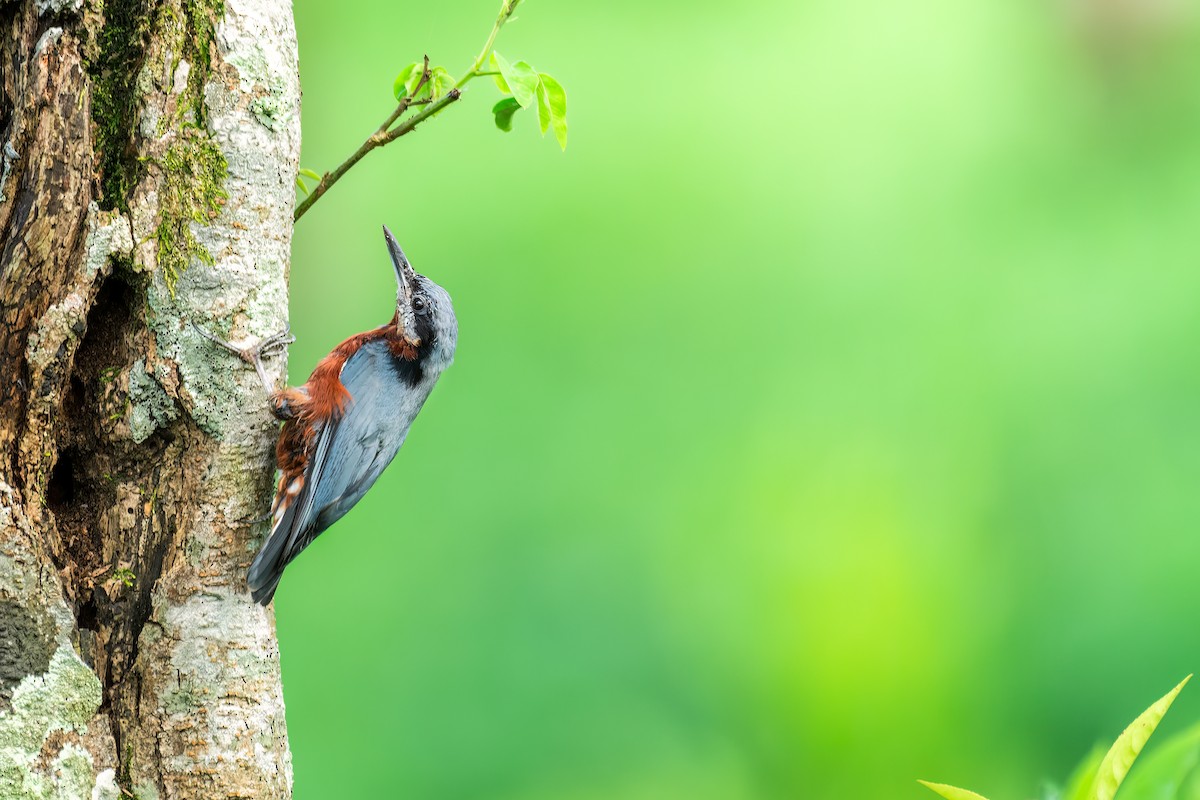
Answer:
[0,0,300,796]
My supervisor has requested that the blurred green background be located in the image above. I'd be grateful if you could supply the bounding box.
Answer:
[280,1,1200,798]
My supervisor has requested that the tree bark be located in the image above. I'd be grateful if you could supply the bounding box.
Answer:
[0,0,299,796]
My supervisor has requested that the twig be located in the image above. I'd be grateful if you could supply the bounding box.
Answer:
[382,90,461,144]
[456,0,522,90]
[293,57,431,221]
[293,89,460,221]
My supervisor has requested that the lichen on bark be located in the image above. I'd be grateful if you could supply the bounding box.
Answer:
[0,490,112,800]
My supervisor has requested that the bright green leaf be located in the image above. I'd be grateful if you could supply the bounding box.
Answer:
[535,80,551,135]
[1104,719,1200,800]
[295,175,309,196]
[431,66,456,99]
[405,64,427,99]
[489,52,510,93]
[492,97,521,132]
[298,168,321,181]
[392,62,418,102]
[494,52,538,108]
[918,780,991,800]
[1089,675,1192,800]
[539,72,567,150]
[492,51,517,95]
[511,61,540,106]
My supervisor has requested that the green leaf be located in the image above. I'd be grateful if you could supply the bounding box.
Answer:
[1089,675,1192,800]
[393,62,419,102]
[431,66,456,99]
[1104,719,1200,800]
[406,64,427,99]
[918,780,991,800]
[539,72,568,150]
[493,51,538,108]
[535,80,551,135]
[510,61,540,107]
[492,97,521,132]
[489,52,510,93]
[295,175,309,196]
[298,168,321,181]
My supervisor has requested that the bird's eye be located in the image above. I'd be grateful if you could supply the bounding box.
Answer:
[413,295,428,313]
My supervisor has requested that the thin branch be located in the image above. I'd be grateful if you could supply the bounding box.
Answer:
[456,0,522,90]
[382,90,461,144]
[293,0,522,223]
[293,57,432,222]
[293,89,459,222]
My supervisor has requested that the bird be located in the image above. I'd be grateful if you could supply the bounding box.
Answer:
[196,226,458,604]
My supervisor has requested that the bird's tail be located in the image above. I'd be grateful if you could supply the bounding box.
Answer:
[247,503,296,605]
[249,569,283,606]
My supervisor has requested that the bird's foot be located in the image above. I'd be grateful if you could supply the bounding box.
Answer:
[193,323,295,396]
[193,323,294,363]
[256,327,296,360]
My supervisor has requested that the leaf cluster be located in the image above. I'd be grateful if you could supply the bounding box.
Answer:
[488,51,567,149]
[392,61,459,106]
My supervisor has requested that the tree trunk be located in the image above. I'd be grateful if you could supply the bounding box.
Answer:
[0,0,299,796]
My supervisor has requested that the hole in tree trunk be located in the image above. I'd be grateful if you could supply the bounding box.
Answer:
[46,449,76,512]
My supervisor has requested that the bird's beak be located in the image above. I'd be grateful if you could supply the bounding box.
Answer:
[382,225,420,347]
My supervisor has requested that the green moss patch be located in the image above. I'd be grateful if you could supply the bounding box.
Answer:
[153,129,228,296]
[90,0,230,290]
[87,0,154,212]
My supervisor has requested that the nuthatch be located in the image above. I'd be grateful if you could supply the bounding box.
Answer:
[198,226,458,604]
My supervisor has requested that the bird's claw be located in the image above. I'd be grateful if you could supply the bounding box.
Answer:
[193,322,294,396]
[192,322,293,364]
[256,326,296,360]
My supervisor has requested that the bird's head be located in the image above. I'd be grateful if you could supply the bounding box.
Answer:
[382,225,458,369]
